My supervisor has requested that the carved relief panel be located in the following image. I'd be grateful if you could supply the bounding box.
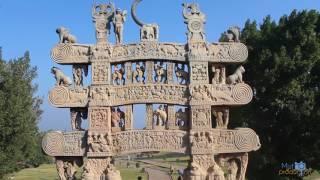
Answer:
[190,105,211,129]
[190,62,209,84]
[89,107,111,131]
[92,61,111,85]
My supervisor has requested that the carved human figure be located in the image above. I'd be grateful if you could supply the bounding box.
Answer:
[154,63,167,83]
[72,65,88,87]
[112,65,125,85]
[182,3,206,42]
[175,64,189,84]
[113,8,127,44]
[213,108,229,129]
[153,105,167,126]
[226,160,238,180]
[105,164,122,180]
[212,66,221,85]
[133,63,145,83]
[70,108,87,131]
[51,67,72,86]
[56,27,77,44]
[227,66,245,84]
[111,107,121,127]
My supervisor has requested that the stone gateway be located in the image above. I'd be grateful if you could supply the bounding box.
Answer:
[43,0,261,180]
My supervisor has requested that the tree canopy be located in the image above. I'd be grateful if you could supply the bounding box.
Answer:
[0,51,47,178]
[232,9,320,179]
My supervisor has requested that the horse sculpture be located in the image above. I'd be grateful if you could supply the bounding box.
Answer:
[154,64,167,83]
[112,66,125,85]
[133,63,145,83]
[175,65,189,84]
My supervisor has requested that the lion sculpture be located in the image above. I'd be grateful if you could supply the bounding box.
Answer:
[226,66,245,84]
[56,27,77,44]
[222,26,241,43]
[51,67,72,86]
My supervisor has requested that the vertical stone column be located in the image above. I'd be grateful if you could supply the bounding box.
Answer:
[124,105,133,130]
[146,61,154,84]
[125,62,132,85]
[167,62,174,84]
[166,105,176,129]
[145,103,153,129]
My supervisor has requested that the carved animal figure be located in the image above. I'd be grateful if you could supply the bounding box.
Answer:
[133,63,145,83]
[175,65,189,84]
[223,26,241,43]
[226,66,245,84]
[56,27,77,44]
[131,0,159,41]
[154,64,167,83]
[112,66,125,85]
[51,67,72,86]
[153,106,167,126]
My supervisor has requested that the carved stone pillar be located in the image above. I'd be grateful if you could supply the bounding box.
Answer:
[190,105,211,129]
[89,107,111,131]
[124,105,133,130]
[166,105,176,129]
[92,61,111,85]
[167,62,174,84]
[145,104,153,129]
[146,61,154,84]
[189,61,209,84]
[125,62,132,85]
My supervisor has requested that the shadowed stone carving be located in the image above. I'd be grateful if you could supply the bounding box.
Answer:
[56,27,77,44]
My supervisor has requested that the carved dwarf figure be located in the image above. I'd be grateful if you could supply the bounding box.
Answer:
[56,27,77,44]
[51,67,72,86]
[133,62,145,83]
[113,8,127,44]
[207,163,225,180]
[175,64,189,84]
[227,66,245,84]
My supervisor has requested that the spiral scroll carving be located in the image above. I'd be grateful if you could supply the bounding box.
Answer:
[49,86,70,106]
[42,131,64,156]
[51,44,73,63]
[231,83,253,104]
[229,43,248,62]
[234,128,260,151]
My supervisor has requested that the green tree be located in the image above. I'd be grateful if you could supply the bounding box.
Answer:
[231,10,320,179]
[0,51,45,178]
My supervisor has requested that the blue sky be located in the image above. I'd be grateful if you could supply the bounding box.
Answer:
[0,0,319,131]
